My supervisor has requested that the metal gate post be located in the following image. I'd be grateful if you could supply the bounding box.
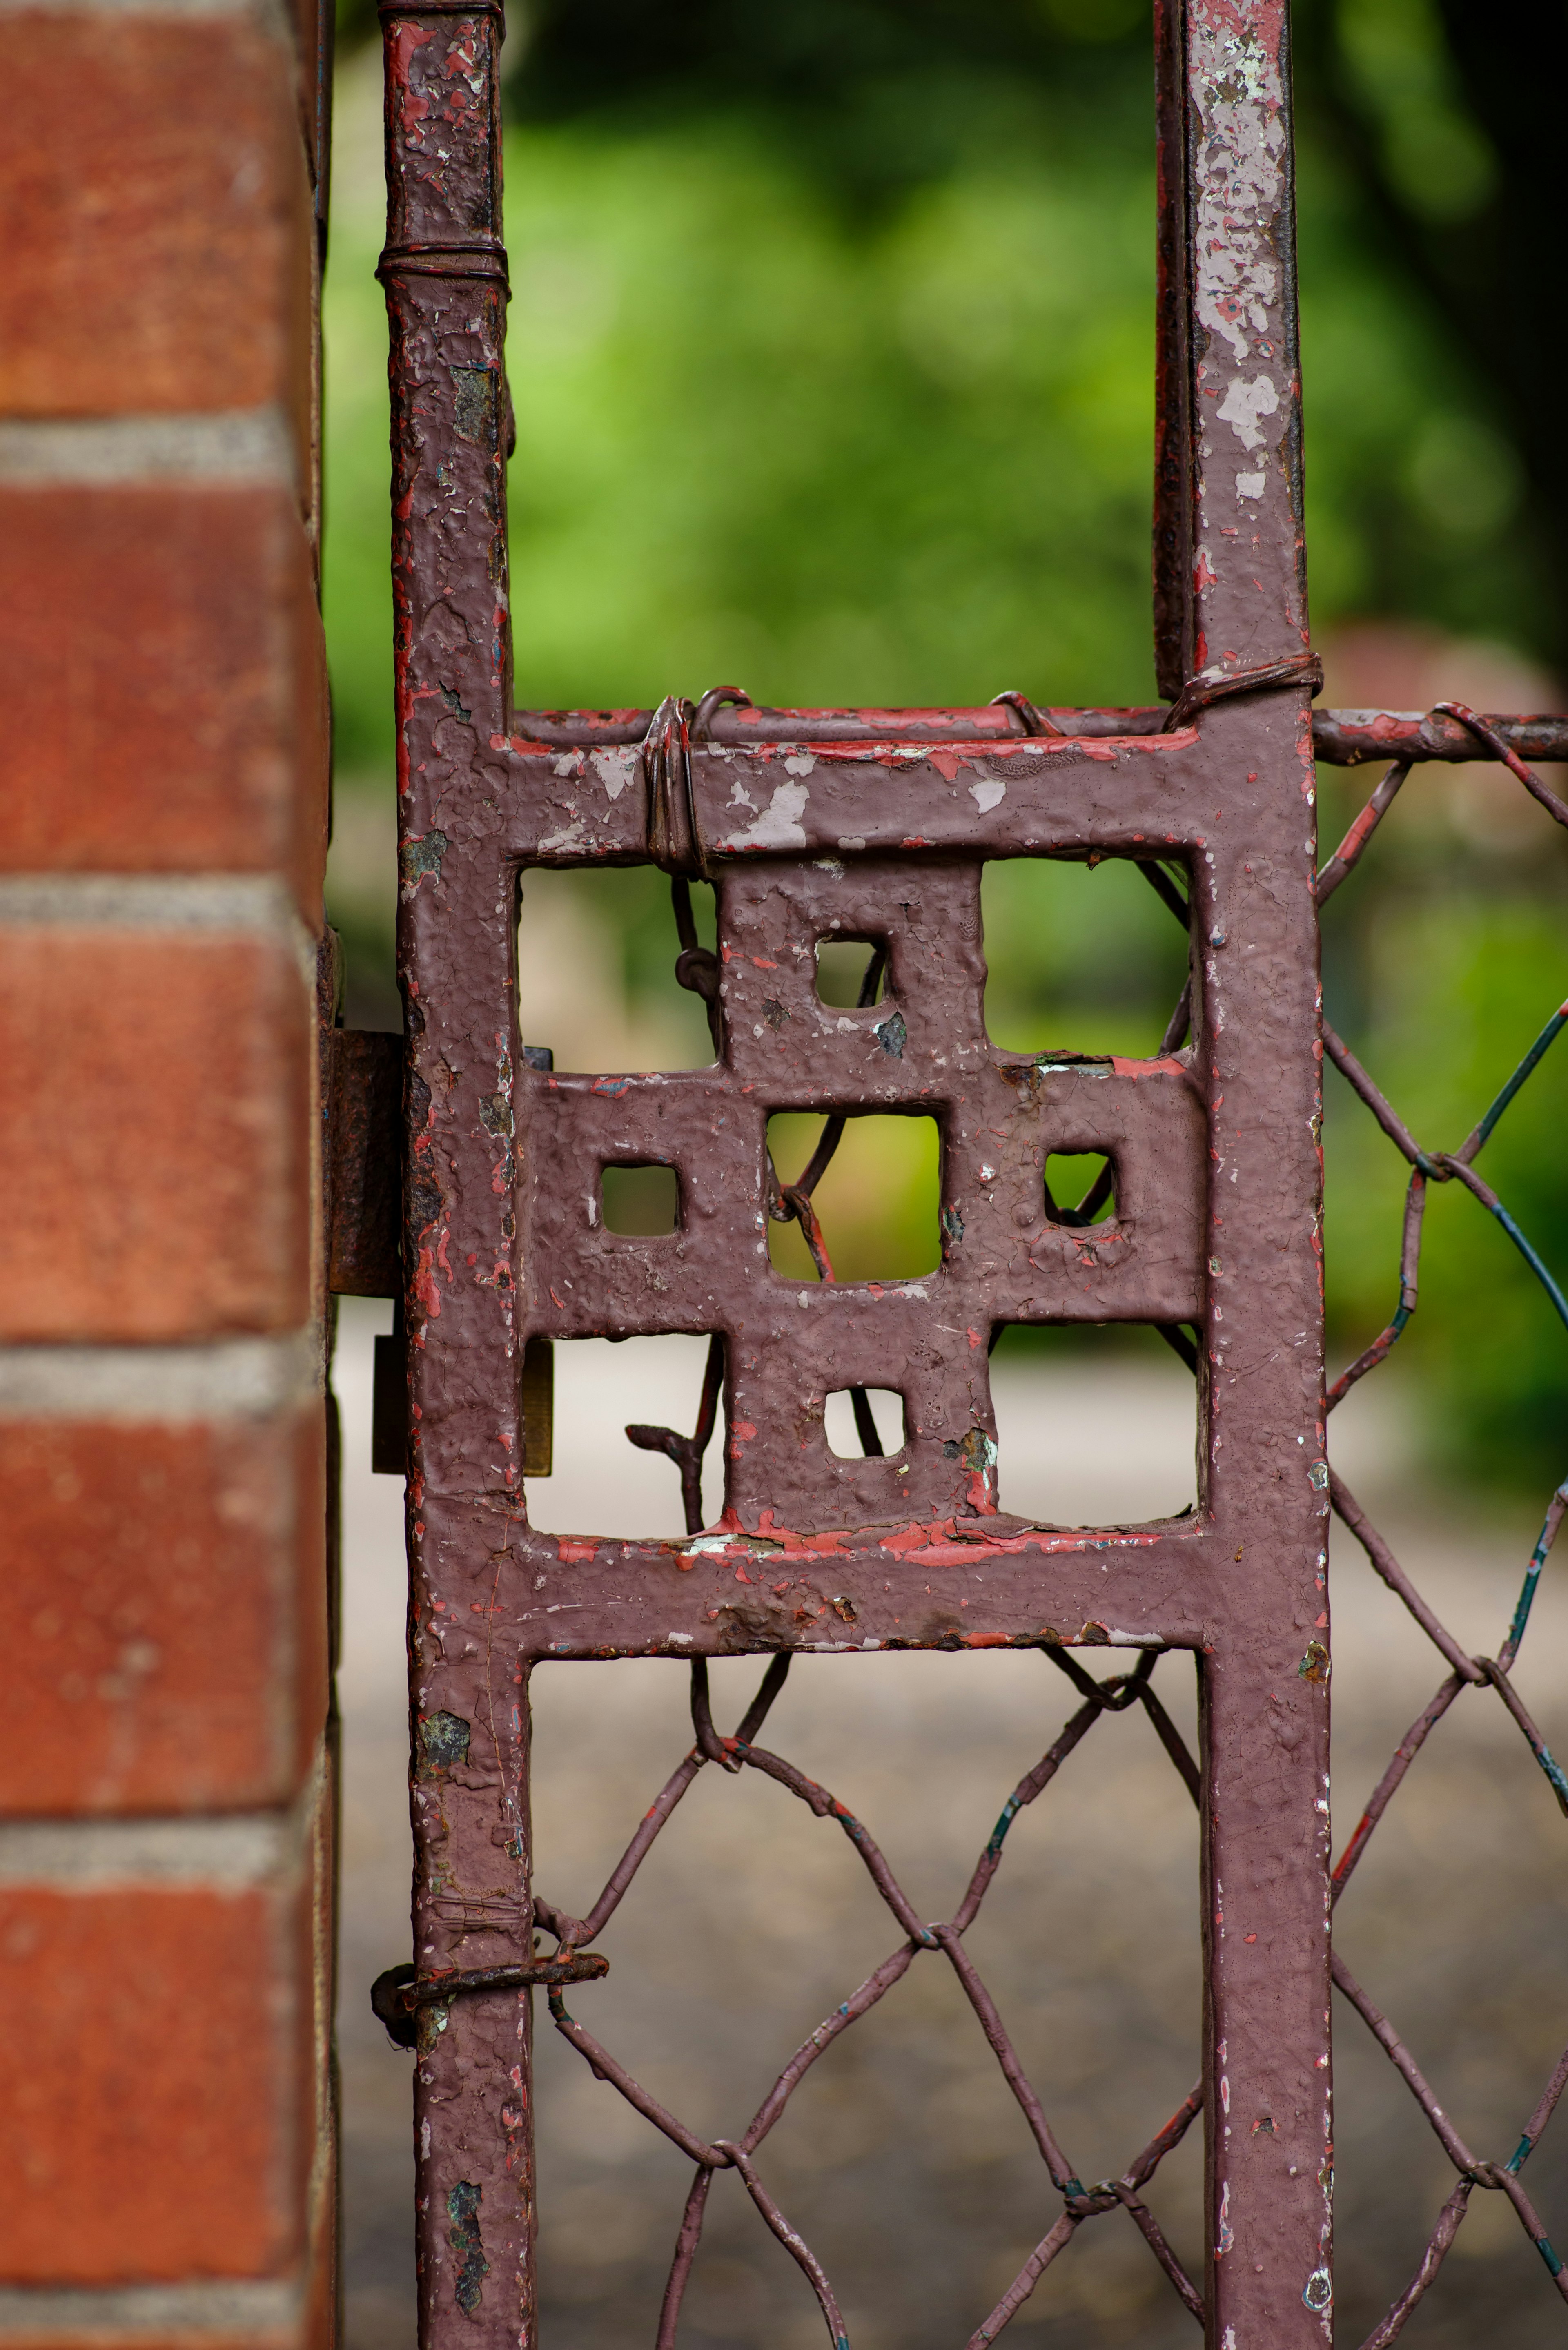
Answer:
[1158,4,1334,2336]
[378,4,538,2338]
[374,0,1332,2340]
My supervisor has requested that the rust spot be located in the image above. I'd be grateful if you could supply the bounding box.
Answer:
[419,1710,470,1775]
[446,2181,489,2313]
[401,829,450,888]
[449,364,497,446]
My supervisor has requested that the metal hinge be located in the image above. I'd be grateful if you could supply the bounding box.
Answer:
[327,1027,552,1475]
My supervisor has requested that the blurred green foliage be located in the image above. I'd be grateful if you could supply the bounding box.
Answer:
[1317,783,1568,1491]
[767,1113,943,1286]
[323,5,1568,1492]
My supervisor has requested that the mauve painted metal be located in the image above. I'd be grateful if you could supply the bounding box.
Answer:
[376,0,1335,2339]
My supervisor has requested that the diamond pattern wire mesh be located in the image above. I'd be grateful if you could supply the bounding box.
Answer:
[492,702,1568,2348]
[1307,705,1568,2337]
[532,1650,1205,2347]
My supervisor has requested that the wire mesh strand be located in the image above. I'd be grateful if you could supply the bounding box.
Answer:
[535,1647,1206,2344]
[1310,713,1568,2334]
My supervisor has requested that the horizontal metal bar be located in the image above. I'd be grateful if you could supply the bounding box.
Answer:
[1312,708,1568,766]
[507,705,1568,764]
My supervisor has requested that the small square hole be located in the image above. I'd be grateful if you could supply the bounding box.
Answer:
[989,1324,1198,1525]
[600,1163,680,1235]
[815,936,888,1008]
[1044,1152,1116,1227]
[766,1112,941,1282]
[824,1387,906,1458]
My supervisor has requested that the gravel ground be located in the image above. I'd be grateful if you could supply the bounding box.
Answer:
[334,1301,1568,2348]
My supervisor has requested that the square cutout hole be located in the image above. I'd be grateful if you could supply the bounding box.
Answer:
[525,1334,724,1538]
[824,1387,906,1458]
[815,936,888,1008]
[989,1324,1198,1525]
[600,1162,680,1235]
[982,856,1190,1058]
[518,865,718,1072]
[766,1112,941,1282]
[1044,1152,1116,1227]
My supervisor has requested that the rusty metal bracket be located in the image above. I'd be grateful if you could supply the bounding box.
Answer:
[327,1028,402,1297]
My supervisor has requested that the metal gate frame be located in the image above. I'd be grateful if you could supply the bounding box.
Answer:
[357,0,1568,2339]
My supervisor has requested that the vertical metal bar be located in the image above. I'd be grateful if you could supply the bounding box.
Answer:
[1170,0,1310,687]
[380,7,534,2343]
[1167,1,1332,2338]
[1152,0,1192,700]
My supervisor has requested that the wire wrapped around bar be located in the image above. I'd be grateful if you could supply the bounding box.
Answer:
[1161,649,1323,731]
[370,1949,608,2049]
[376,244,510,287]
[643,695,710,880]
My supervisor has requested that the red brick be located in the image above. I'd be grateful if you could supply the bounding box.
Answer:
[0,488,327,908]
[0,930,311,1341]
[0,1882,308,2281]
[0,18,311,419]
[0,1413,327,1815]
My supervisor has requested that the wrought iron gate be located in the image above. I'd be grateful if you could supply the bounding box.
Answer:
[351,0,1568,2339]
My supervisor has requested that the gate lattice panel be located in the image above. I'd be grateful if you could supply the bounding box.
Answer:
[359,0,1568,2338]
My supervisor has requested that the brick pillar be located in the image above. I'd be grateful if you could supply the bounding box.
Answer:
[0,0,336,2340]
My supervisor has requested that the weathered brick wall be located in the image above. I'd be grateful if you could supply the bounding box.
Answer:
[0,0,336,2339]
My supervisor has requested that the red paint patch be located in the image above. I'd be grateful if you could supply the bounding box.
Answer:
[878,1521,934,1556]
[412,1247,443,1318]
